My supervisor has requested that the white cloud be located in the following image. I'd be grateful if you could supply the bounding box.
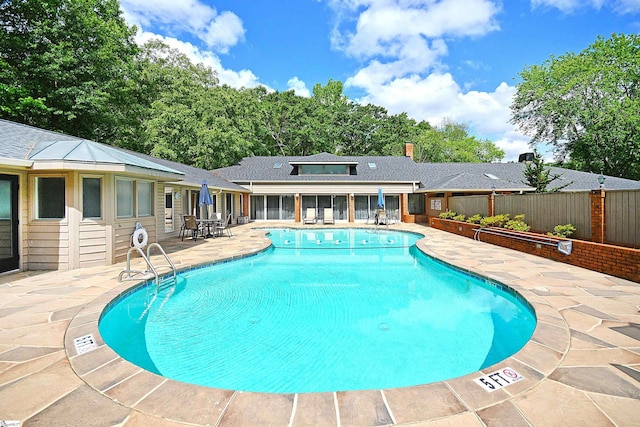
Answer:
[530,0,640,14]
[332,0,500,58]
[613,0,640,13]
[334,1,535,161]
[287,77,312,97]
[135,31,261,89]
[121,0,245,52]
[355,73,518,143]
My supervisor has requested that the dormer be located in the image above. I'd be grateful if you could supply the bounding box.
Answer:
[289,154,358,175]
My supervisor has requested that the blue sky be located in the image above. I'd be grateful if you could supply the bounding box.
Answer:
[120,0,640,161]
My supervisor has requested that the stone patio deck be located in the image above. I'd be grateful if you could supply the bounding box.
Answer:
[0,223,638,426]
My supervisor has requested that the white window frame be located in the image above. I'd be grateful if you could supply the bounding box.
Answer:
[136,180,154,217]
[34,175,66,220]
[81,175,103,220]
[116,178,135,219]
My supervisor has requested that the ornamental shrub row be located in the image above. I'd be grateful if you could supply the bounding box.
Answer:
[437,210,576,237]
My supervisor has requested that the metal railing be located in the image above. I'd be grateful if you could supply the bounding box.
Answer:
[118,243,176,291]
[473,227,573,255]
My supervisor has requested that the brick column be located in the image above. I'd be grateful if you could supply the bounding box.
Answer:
[488,193,495,216]
[295,194,301,222]
[349,194,355,222]
[590,189,606,243]
[242,194,249,218]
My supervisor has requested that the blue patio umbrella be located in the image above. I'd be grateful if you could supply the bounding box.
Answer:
[377,187,385,209]
[199,181,214,237]
[199,180,213,206]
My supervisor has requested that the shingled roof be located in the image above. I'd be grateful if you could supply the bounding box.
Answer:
[415,162,640,192]
[214,153,421,183]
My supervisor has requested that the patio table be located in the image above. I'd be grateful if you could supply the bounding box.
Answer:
[196,218,222,238]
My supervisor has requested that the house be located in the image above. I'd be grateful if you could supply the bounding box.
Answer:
[2,118,639,273]
[213,146,423,223]
[0,119,248,273]
[214,145,640,224]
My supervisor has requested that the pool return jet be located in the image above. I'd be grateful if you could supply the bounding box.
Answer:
[118,222,177,291]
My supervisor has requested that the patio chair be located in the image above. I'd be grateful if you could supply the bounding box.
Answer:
[323,208,335,224]
[215,213,233,238]
[303,208,317,224]
[178,214,187,239]
[376,209,388,225]
[182,215,201,241]
[389,209,399,225]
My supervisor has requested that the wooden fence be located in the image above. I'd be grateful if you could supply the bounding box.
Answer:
[445,189,640,247]
[495,192,591,240]
[606,189,640,248]
[449,195,489,218]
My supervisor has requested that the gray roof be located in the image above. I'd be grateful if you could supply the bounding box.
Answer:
[415,162,640,192]
[216,153,640,191]
[0,119,248,191]
[0,119,182,176]
[125,150,248,192]
[214,154,421,183]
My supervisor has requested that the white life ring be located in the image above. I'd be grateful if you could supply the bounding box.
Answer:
[132,228,148,249]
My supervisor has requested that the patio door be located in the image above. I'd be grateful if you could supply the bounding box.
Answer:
[0,175,19,273]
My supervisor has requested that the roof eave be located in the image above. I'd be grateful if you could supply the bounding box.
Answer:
[0,156,34,169]
[416,187,533,193]
[166,180,251,192]
[29,160,185,181]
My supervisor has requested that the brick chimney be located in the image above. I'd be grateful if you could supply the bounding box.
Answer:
[404,143,414,160]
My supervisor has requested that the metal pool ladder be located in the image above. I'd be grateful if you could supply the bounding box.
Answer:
[118,226,177,291]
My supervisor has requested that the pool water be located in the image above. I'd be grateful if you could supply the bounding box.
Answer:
[99,228,536,393]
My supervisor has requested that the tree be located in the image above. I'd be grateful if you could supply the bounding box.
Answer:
[521,151,572,192]
[139,41,256,169]
[413,119,505,163]
[0,0,140,143]
[510,33,640,180]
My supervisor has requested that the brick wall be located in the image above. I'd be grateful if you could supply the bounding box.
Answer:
[430,218,640,283]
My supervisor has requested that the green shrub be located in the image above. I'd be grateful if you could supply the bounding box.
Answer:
[438,210,457,219]
[466,214,483,224]
[548,224,576,238]
[480,214,510,228]
[504,214,531,232]
[453,214,466,222]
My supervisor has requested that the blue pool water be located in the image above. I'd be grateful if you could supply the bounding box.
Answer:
[99,228,536,393]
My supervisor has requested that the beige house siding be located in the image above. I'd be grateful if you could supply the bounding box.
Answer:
[26,171,73,270]
[78,222,108,267]
[18,172,28,270]
[155,184,187,241]
[113,217,157,264]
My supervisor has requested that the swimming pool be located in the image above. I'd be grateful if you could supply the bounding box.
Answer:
[99,228,536,393]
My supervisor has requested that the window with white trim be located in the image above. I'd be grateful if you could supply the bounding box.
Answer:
[116,179,134,218]
[36,177,65,219]
[137,181,153,217]
[82,176,102,219]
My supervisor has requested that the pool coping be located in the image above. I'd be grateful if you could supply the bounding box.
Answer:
[63,225,572,426]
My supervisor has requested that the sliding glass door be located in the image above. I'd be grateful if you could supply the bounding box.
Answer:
[0,175,19,273]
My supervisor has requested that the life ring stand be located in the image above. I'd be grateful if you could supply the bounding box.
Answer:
[131,224,148,249]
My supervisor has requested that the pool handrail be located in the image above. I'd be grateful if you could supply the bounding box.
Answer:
[473,227,573,255]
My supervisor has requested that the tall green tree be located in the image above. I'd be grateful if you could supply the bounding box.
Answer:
[139,41,257,169]
[311,79,351,154]
[413,119,505,163]
[0,0,140,143]
[510,33,640,180]
[258,89,320,156]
